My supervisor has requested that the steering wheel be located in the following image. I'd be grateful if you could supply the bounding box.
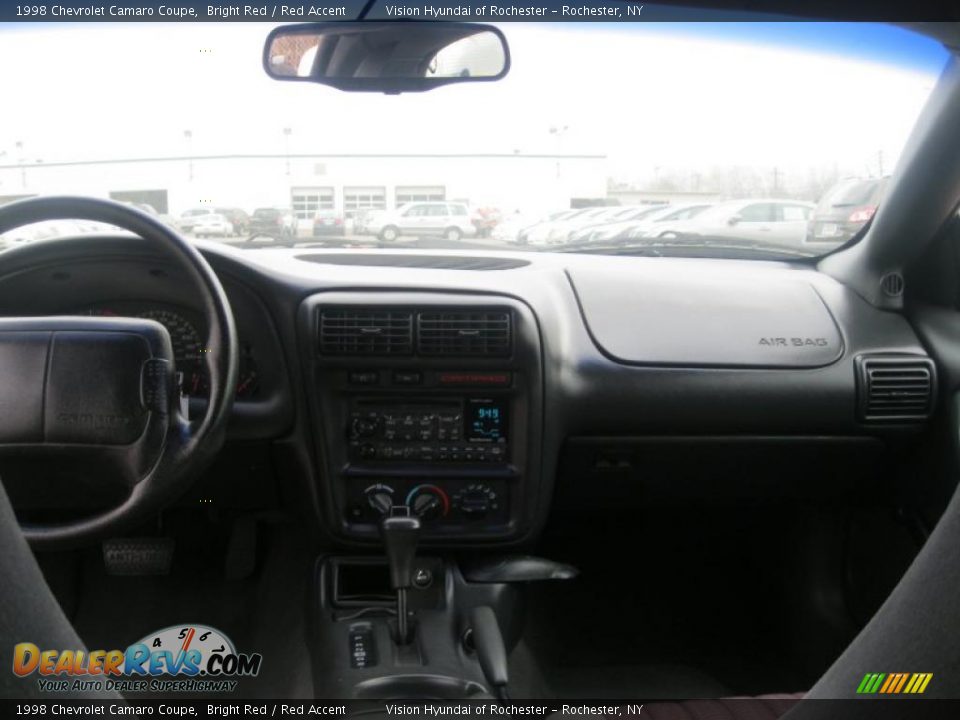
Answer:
[0,196,238,549]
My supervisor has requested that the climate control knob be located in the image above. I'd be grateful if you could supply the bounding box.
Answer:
[363,483,395,516]
[405,484,450,521]
[455,484,498,519]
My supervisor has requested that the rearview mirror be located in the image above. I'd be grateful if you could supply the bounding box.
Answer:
[727,215,742,226]
[263,22,510,93]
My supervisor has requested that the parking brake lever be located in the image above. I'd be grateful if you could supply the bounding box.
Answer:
[470,606,510,700]
[379,506,421,645]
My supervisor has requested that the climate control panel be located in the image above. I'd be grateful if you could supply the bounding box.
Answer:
[347,479,508,527]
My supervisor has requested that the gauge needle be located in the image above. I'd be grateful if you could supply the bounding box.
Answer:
[180,627,196,654]
[174,627,196,673]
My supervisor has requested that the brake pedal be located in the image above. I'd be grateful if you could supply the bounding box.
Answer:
[102,538,174,576]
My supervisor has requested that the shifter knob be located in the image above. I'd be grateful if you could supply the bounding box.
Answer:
[380,507,421,590]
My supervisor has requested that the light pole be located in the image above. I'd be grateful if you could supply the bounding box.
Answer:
[15,141,26,189]
[183,130,193,181]
[549,125,568,180]
[283,127,293,175]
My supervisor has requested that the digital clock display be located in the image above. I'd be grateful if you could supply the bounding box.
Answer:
[466,399,508,443]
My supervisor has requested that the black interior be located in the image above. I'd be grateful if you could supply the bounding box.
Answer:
[2,19,960,713]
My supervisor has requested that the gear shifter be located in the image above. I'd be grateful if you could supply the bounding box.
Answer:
[379,506,421,645]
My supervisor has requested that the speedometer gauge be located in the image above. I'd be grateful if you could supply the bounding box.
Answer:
[136,309,206,395]
[72,303,259,400]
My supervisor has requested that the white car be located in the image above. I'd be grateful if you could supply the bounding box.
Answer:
[525,206,665,246]
[569,203,715,244]
[0,219,119,247]
[193,213,233,238]
[177,207,218,233]
[494,210,577,244]
[651,199,815,248]
[364,202,477,242]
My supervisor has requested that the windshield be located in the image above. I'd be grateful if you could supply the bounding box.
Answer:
[0,21,948,259]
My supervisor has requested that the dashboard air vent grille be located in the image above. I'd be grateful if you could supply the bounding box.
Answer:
[418,310,511,357]
[856,355,935,422]
[319,309,413,356]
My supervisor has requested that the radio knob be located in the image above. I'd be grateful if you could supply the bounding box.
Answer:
[351,417,380,438]
[359,443,378,460]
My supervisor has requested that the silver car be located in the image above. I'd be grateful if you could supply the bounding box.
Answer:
[652,199,815,248]
[365,202,478,242]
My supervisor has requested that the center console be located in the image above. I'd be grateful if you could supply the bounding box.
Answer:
[299,291,544,545]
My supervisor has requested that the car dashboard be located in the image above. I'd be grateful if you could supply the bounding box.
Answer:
[0,237,936,547]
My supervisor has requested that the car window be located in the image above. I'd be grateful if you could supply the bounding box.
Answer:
[738,204,777,222]
[780,205,811,221]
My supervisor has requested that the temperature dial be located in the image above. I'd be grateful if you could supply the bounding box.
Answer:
[363,483,395,516]
[405,484,450,521]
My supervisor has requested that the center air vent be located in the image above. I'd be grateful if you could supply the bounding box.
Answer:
[417,310,512,357]
[319,309,413,356]
[856,355,936,422]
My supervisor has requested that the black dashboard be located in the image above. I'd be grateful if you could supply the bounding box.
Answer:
[0,237,937,547]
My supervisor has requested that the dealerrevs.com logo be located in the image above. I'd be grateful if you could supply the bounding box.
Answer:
[12,624,262,694]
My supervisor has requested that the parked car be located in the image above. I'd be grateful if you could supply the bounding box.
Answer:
[249,207,296,241]
[312,209,347,237]
[652,199,815,248]
[363,202,477,242]
[568,204,684,243]
[471,207,502,238]
[807,176,889,244]
[522,207,608,246]
[215,207,250,235]
[526,205,666,246]
[176,207,217,233]
[508,209,581,245]
[193,213,233,238]
[0,219,119,247]
[120,201,178,230]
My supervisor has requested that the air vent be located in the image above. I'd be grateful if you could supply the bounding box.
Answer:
[418,310,511,357]
[881,272,905,298]
[318,309,413,356]
[856,355,935,422]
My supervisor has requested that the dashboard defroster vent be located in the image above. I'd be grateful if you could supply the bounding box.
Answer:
[319,309,413,356]
[418,310,512,357]
[856,355,935,422]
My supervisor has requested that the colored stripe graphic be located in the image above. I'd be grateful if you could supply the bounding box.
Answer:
[858,672,932,694]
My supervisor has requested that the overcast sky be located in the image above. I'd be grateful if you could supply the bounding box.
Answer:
[0,22,948,184]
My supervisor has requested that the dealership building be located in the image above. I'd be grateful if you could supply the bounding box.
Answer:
[0,152,608,227]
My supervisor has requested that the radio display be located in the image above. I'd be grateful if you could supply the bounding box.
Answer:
[465,399,508,443]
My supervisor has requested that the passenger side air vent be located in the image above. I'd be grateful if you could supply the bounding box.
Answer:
[417,310,512,357]
[856,355,936,422]
[318,309,413,356]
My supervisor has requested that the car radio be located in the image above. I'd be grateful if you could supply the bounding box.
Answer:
[347,398,509,464]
